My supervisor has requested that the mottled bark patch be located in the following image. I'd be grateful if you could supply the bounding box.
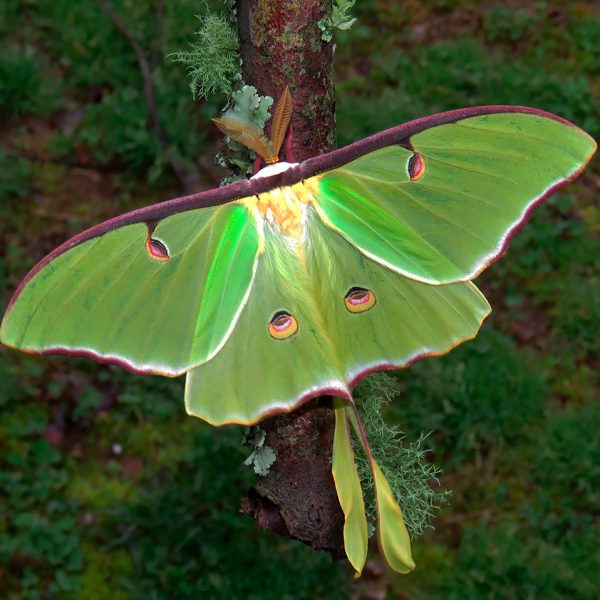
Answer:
[238,0,336,162]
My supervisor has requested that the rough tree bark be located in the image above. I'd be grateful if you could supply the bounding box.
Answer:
[237,0,336,160]
[236,0,345,558]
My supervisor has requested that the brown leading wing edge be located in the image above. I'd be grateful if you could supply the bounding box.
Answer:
[297,105,591,176]
[5,105,592,312]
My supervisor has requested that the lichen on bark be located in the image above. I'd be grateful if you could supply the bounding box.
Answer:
[237,0,336,162]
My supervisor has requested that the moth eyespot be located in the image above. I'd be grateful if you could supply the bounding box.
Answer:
[146,237,169,261]
[407,152,425,181]
[345,287,376,313]
[268,311,298,340]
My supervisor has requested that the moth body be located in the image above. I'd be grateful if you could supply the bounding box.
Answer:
[250,177,318,243]
[250,161,298,179]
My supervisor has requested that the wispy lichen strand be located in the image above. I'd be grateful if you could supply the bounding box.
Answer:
[170,13,240,100]
[171,9,273,184]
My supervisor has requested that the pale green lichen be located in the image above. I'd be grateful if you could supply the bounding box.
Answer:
[170,13,240,100]
[171,9,273,183]
[225,84,273,128]
[243,426,277,477]
[318,0,357,42]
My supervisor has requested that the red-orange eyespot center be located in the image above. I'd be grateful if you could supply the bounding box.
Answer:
[408,153,425,181]
[268,311,298,340]
[345,287,376,313]
[146,238,169,261]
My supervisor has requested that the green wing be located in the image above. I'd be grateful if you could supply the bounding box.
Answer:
[314,112,596,284]
[0,202,259,376]
[185,210,490,425]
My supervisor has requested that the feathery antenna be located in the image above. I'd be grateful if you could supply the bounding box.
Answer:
[212,116,276,163]
[270,85,293,159]
[212,86,294,166]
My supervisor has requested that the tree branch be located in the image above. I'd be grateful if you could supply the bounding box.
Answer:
[94,0,193,191]
[237,0,344,558]
[151,0,165,72]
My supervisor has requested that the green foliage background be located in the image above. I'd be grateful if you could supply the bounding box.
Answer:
[0,1,598,598]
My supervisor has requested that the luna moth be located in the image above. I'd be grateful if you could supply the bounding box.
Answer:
[0,97,596,576]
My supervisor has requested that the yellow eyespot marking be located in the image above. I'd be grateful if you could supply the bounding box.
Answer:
[146,237,169,261]
[268,311,298,340]
[407,152,425,181]
[345,287,376,313]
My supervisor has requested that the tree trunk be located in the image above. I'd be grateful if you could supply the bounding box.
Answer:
[236,0,345,558]
[237,0,336,160]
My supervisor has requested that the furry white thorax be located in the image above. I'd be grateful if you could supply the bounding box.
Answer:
[250,162,299,179]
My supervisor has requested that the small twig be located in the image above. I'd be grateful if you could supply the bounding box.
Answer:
[94,0,191,190]
[94,0,161,142]
[152,0,165,71]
